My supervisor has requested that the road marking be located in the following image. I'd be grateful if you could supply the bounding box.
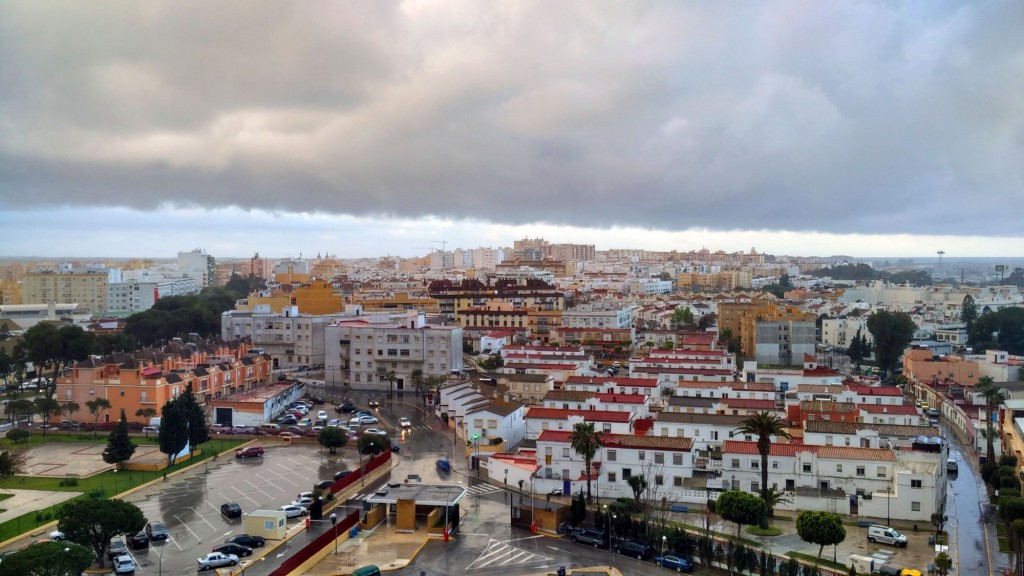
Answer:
[173,515,201,545]
[466,538,553,570]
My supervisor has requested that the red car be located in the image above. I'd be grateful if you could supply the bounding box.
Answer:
[235,446,265,459]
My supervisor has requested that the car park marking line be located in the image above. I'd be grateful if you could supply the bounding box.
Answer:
[466,538,553,570]
[244,478,274,499]
[189,507,218,530]
[172,516,202,545]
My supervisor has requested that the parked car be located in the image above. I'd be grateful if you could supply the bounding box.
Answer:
[315,479,334,490]
[197,552,238,571]
[291,496,315,508]
[436,458,451,472]
[212,542,253,557]
[390,441,400,453]
[569,528,608,548]
[615,540,654,559]
[357,415,378,425]
[336,403,356,413]
[107,538,128,560]
[333,470,351,481]
[297,418,313,427]
[655,553,696,569]
[48,530,65,540]
[225,534,265,548]
[363,428,387,437]
[276,416,298,425]
[112,554,136,574]
[59,420,81,431]
[316,410,328,420]
[235,446,265,459]
[279,505,308,518]
[307,396,325,404]
[221,502,243,519]
[327,418,342,427]
[141,426,159,434]
[399,417,412,428]
[145,521,169,541]
[127,531,149,550]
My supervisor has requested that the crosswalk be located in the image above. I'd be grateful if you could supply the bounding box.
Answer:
[349,482,503,501]
[466,538,553,570]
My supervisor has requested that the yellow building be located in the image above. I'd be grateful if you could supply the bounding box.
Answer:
[23,269,109,314]
[294,280,342,315]
[353,290,439,313]
[719,300,815,357]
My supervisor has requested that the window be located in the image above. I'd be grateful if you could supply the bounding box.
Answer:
[562,447,570,458]
[837,464,843,473]
[655,475,664,486]
[674,476,683,487]
[622,468,632,479]
[911,479,922,488]
[911,502,921,512]
[877,467,887,478]
[608,472,617,482]
[751,482,759,492]
[856,466,865,476]
[655,452,664,464]
[639,451,646,461]
[602,423,611,433]
[140,391,147,403]
[673,453,683,466]
[607,450,617,462]
[772,460,779,469]
[802,463,812,473]
[120,389,125,397]
[751,460,759,469]
[731,458,740,469]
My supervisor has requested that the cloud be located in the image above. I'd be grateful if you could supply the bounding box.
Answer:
[1,1,1023,241]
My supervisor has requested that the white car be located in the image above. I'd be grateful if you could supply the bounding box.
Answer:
[316,410,328,420]
[291,496,315,508]
[279,505,308,518]
[48,530,65,540]
[399,417,412,428]
[113,554,135,574]
[363,428,387,437]
[327,418,341,427]
[197,552,239,571]
[357,415,378,425]
[297,418,312,427]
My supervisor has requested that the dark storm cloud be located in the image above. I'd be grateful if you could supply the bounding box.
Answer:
[2,1,1023,237]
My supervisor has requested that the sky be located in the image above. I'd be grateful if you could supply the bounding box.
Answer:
[1,1,1023,259]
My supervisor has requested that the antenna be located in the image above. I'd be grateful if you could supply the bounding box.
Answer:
[936,250,945,279]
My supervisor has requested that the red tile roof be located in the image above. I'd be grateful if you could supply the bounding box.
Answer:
[565,376,659,388]
[723,398,776,409]
[632,366,733,376]
[846,385,903,396]
[858,404,919,415]
[595,393,648,404]
[724,440,815,457]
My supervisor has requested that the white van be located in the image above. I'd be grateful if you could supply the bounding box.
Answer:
[259,423,281,432]
[867,525,908,547]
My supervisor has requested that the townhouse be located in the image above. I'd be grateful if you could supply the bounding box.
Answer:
[563,376,661,401]
[802,420,942,450]
[523,407,634,440]
[435,382,527,449]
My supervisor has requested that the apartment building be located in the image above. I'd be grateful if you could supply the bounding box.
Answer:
[221,306,332,368]
[428,278,564,340]
[820,317,873,349]
[55,338,272,425]
[802,420,942,450]
[718,301,815,357]
[177,249,217,288]
[677,270,753,291]
[23,268,110,314]
[108,277,200,314]
[755,320,816,367]
[324,312,463,392]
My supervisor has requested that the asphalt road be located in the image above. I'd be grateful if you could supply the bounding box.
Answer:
[943,423,999,576]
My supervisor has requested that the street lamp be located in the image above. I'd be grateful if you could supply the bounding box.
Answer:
[885,486,891,526]
[473,433,480,477]
[661,536,667,572]
[330,512,338,554]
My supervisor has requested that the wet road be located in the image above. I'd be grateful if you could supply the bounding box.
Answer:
[944,424,1000,575]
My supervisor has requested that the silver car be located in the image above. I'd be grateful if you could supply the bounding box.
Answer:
[197,552,238,571]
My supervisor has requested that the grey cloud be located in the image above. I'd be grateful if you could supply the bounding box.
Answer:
[2,1,1023,237]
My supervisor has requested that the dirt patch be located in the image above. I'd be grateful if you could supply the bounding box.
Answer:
[21,442,165,478]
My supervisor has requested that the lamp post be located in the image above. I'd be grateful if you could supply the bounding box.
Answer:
[330,512,338,555]
[605,508,616,566]
[660,536,667,572]
[473,433,480,477]
[885,486,891,526]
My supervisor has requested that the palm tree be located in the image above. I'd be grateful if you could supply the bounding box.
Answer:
[570,422,604,502]
[763,486,793,517]
[977,376,1005,464]
[382,369,397,400]
[734,411,791,529]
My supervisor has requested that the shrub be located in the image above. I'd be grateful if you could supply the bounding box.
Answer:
[981,461,999,483]
[6,429,29,443]
[1000,454,1019,468]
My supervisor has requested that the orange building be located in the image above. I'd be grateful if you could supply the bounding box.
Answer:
[55,339,272,425]
[719,300,815,357]
[903,348,981,386]
[294,280,342,314]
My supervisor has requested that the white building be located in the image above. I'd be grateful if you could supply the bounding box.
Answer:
[523,407,634,440]
[221,306,332,369]
[561,303,633,330]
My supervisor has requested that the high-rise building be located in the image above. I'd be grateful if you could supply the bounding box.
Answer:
[23,268,110,314]
[177,249,216,287]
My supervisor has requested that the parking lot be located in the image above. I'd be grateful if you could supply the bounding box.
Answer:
[109,443,361,574]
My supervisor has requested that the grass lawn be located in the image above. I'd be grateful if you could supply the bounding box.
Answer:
[745,525,782,537]
[0,436,245,541]
[997,523,1008,537]
[663,518,763,548]
[786,551,847,571]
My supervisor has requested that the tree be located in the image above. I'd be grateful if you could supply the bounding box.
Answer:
[158,398,189,466]
[136,407,158,437]
[762,486,793,518]
[60,402,81,424]
[7,399,34,427]
[0,540,94,576]
[570,422,604,501]
[33,396,60,435]
[930,511,948,536]
[672,308,695,329]
[715,490,765,540]
[58,498,145,567]
[382,369,397,400]
[102,409,136,470]
[410,369,426,400]
[627,474,647,508]
[734,411,791,528]
[933,551,953,576]
[85,398,112,437]
[318,426,348,455]
[569,492,587,528]
[977,376,1005,464]
[1010,520,1024,576]
[179,384,209,457]
[866,311,916,378]
[848,329,868,368]
[961,294,978,332]
[0,449,28,477]
[969,307,1024,355]
[796,510,846,561]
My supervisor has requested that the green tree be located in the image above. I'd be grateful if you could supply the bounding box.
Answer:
[715,490,765,540]
[734,411,791,528]
[136,407,158,437]
[317,426,348,455]
[1009,519,1024,576]
[7,398,34,426]
[33,396,60,435]
[0,348,12,388]
[626,474,647,508]
[969,307,1024,355]
[0,449,28,476]
[762,486,793,518]
[570,422,604,501]
[410,369,426,400]
[0,540,94,576]
[102,409,136,469]
[569,492,587,528]
[977,376,1005,464]
[158,398,189,466]
[358,433,388,457]
[58,498,145,567]
[23,324,96,397]
[933,551,953,576]
[961,294,978,332]
[796,510,846,561]
[866,311,916,377]
[847,329,868,368]
[672,308,695,329]
[60,401,81,424]
[382,369,397,400]
[85,397,112,437]
[179,383,209,457]
[930,512,948,536]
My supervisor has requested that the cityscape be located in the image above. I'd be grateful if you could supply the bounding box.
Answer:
[2,2,1023,576]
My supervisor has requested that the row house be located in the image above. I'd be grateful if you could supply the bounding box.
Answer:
[498,360,583,384]
[533,430,695,498]
[524,407,634,440]
[664,396,719,415]
[460,327,529,354]
[672,381,775,401]
[803,420,943,450]
[839,384,904,405]
[501,344,589,360]
[427,278,565,341]
[632,365,735,387]
[653,412,748,452]
[789,384,847,402]
[564,376,661,400]
[631,349,736,372]
[435,382,527,448]
[56,339,272,425]
[458,302,529,331]
[505,373,556,405]
[593,393,651,417]
[553,327,635,358]
[541,390,596,410]
[858,403,924,426]
[723,440,946,521]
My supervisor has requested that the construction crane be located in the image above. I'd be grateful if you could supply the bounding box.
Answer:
[424,240,448,251]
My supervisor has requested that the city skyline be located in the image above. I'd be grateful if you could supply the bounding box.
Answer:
[2,2,1022,258]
